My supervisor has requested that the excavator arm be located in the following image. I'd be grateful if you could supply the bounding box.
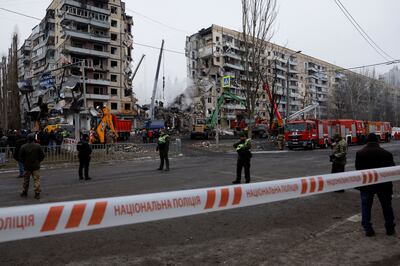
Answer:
[206,89,246,129]
[95,106,119,144]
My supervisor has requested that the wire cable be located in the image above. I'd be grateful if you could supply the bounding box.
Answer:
[0,7,41,21]
[126,7,191,34]
[333,0,391,61]
[336,0,395,60]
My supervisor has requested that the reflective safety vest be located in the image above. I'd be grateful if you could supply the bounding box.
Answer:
[236,139,251,151]
[158,134,169,144]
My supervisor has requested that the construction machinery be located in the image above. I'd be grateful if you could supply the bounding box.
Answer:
[190,89,245,139]
[91,106,119,144]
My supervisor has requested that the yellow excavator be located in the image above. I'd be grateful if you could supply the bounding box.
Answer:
[91,106,119,144]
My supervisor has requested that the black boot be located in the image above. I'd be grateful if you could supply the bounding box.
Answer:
[20,191,28,198]
[232,180,241,184]
[34,192,40,200]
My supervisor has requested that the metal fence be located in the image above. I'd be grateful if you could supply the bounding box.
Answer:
[0,140,182,168]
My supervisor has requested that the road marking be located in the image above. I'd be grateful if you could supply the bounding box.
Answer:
[347,214,362,223]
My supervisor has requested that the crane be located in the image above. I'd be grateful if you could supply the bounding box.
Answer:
[149,40,164,121]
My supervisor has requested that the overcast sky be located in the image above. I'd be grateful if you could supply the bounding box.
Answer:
[1,0,399,104]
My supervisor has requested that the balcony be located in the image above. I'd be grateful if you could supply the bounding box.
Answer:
[223,52,242,61]
[223,62,244,71]
[60,13,110,29]
[63,29,110,44]
[64,45,109,58]
[86,79,111,86]
[60,0,110,15]
[86,94,110,100]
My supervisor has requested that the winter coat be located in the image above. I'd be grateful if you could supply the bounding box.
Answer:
[234,139,252,160]
[355,142,395,193]
[332,139,347,165]
[77,141,92,160]
[19,142,45,171]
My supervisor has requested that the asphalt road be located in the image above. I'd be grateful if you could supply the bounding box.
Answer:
[0,141,400,265]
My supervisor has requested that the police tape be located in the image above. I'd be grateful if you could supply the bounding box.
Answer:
[1,166,400,243]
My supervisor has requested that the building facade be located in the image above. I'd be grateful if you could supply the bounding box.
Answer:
[185,25,348,129]
[18,0,136,130]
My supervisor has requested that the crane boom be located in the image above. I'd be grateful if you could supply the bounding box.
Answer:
[150,40,164,120]
[287,103,319,121]
[263,83,283,126]
[131,54,145,82]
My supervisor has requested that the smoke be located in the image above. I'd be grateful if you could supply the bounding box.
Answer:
[167,78,195,111]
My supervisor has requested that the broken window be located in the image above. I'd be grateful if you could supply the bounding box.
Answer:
[111,103,118,110]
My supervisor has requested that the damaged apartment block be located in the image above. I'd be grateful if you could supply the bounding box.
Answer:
[17,0,136,130]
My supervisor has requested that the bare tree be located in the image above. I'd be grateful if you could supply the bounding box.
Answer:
[241,0,277,137]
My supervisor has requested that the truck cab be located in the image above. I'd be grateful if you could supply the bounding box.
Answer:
[285,120,330,150]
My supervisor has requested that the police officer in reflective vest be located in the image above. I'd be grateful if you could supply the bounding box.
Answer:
[157,129,170,171]
[232,132,252,184]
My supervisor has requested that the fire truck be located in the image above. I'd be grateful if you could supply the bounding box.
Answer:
[366,121,392,142]
[328,119,367,144]
[285,119,331,150]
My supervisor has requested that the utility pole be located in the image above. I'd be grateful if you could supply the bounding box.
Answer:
[286,50,301,121]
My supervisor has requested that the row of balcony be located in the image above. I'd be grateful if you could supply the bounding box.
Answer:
[64,45,110,58]
[63,29,111,44]
[60,0,110,15]
[60,12,110,30]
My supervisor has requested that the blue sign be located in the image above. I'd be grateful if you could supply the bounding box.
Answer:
[221,76,232,88]
[40,72,55,90]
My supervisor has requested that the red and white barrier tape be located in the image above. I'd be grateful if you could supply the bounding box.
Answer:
[1,166,400,243]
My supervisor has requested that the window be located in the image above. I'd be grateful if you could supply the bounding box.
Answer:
[124,103,131,111]
[111,61,118,68]
[111,103,118,110]
[93,73,104,80]
[216,36,220,42]
[216,57,220,62]
[111,47,117,54]
[111,33,118,41]
[111,6,118,14]
[111,75,118,82]
[208,98,212,103]
[111,20,118,27]
[93,87,104,95]
[111,88,118,95]
[93,45,103,51]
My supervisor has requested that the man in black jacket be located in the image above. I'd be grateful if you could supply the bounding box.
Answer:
[232,132,252,184]
[77,134,92,180]
[355,133,396,237]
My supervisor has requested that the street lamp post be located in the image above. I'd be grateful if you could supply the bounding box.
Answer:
[286,50,302,121]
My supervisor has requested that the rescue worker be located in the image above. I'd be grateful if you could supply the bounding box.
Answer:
[19,133,45,200]
[232,132,252,184]
[330,134,348,192]
[157,129,170,171]
[355,133,396,237]
[77,134,92,180]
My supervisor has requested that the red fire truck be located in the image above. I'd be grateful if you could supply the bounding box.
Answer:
[366,121,392,142]
[285,119,331,150]
[328,119,367,144]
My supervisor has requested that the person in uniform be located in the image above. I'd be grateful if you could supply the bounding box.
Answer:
[355,133,396,237]
[232,132,252,184]
[330,134,348,192]
[19,133,45,199]
[77,134,92,180]
[157,129,170,171]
